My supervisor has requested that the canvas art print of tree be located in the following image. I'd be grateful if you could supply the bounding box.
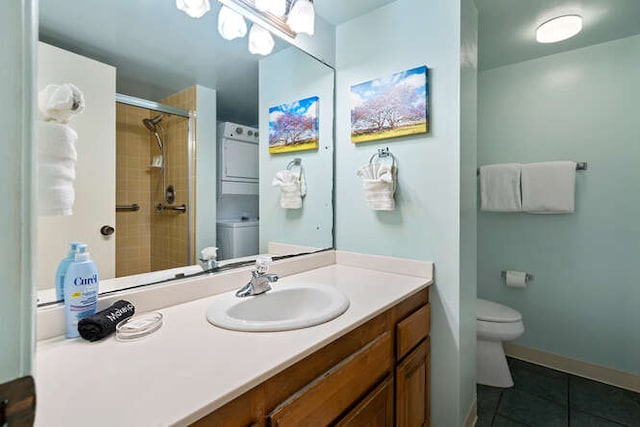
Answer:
[269,96,319,154]
[350,66,429,143]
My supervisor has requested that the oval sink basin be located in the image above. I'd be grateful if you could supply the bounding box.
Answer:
[206,284,350,332]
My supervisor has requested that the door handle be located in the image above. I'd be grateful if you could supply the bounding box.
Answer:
[100,225,115,236]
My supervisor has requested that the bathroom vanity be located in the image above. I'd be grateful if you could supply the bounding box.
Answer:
[34,252,433,426]
[196,287,430,426]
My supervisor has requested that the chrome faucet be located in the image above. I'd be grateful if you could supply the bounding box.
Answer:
[198,247,218,272]
[236,256,279,297]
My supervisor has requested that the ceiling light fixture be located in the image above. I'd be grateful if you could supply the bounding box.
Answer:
[536,15,583,43]
[175,0,211,19]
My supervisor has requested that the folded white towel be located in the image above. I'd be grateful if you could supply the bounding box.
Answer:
[38,83,85,124]
[521,161,576,214]
[37,122,78,216]
[357,163,397,211]
[272,169,305,209]
[479,163,522,212]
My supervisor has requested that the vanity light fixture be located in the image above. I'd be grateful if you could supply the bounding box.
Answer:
[536,14,583,43]
[177,0,315,55]
[255,0,287,17]
[248,23,276,55]
[218,5,248,40]
[176,0,211,18]
[287,0,315,35]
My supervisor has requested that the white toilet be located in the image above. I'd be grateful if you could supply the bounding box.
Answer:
[476,299,525,387]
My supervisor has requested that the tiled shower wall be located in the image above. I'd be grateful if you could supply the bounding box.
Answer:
[150,87,195,271]
[115,103,153,276]
[115,87,194,276]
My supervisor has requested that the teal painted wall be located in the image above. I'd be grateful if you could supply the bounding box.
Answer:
[478,35,640,374]
[259,47,334,252]
[0,0,35,383]
[335,0,473,424]
[459,0,478,419]
[195,85,217,258]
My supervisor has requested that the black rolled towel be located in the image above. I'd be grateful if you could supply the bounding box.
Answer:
[78,300,135,342]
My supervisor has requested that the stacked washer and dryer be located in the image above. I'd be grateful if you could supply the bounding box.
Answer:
[216,122,260,260]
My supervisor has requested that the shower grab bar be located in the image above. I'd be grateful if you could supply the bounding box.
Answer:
[156,203,187,213]
[476,162,587,176]
[116,203,140,212]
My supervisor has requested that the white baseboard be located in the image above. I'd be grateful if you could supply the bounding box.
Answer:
[464,398,477,427]
[504,343,640,393]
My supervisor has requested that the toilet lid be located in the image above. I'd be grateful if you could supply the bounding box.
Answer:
[477,299,522,323]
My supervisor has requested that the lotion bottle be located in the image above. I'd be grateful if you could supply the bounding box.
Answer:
[64,243,99,338]
[55,241,82,301]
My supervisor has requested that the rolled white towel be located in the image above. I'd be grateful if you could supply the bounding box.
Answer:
[38,83,85,124]
[37,122,78,160]
[37,121,78,216]
[38,185,75,216]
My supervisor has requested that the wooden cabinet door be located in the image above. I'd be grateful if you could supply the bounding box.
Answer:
[268,333,392,427]
[335,376,394,427]
[396,339,430,427]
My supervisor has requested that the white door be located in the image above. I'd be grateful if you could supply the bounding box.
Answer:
[36,43,116,292]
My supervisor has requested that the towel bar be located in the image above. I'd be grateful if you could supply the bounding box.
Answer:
[476,162,587,176]
[116,203,140,212]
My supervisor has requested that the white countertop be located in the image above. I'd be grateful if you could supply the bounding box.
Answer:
[35,262,431,426]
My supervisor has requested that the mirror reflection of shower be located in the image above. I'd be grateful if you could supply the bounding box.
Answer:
[143,114,171,210]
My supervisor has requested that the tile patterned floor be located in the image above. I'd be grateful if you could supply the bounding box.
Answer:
[477,358,640,427]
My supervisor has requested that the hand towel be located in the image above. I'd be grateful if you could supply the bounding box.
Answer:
[38,83,85,124]
[272,170,305,209]
[37,122,78,216]
[479,163,522,212]
[78,300,135,342]
[521,161,576,214]
[357,163,397,211]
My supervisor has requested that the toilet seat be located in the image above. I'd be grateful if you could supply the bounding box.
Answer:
[477,298,522,323]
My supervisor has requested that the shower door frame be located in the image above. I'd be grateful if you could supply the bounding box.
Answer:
[115,93,195,267]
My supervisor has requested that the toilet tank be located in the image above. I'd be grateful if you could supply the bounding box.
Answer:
[216,219,259,260]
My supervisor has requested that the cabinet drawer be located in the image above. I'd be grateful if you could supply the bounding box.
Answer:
[268,332,392,427]
[396,304,430,360]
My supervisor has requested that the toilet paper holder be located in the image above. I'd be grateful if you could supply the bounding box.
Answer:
[501,270,534,282]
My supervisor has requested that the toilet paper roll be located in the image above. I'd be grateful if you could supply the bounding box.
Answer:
[505,270,528,288]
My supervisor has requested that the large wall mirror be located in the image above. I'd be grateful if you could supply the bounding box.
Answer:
[36,0,334,305]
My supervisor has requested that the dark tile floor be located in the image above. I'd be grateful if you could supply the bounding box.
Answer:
[477,357,640,427]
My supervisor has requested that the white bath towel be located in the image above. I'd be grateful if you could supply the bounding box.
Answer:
[272,170,306,209]
[521,161,576,214]
[38,83,85,124]
[357,163,397,211]
[37,122,78,216]
[479,163,523,212]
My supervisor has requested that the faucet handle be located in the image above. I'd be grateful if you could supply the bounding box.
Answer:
[255,255,272,274]
[201,247,218,261]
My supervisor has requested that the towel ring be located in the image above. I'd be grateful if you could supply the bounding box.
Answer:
[286,158,302,171]
[369,147,396,169]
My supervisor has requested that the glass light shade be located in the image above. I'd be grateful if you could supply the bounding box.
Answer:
[175,0,211,18]
[248,24,275,55]
[536,15,582,43]
[287,0,315,35]
[218,6,248,40]
[254,0,286,16]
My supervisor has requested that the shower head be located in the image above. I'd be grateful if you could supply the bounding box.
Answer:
[143,114,164,132]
